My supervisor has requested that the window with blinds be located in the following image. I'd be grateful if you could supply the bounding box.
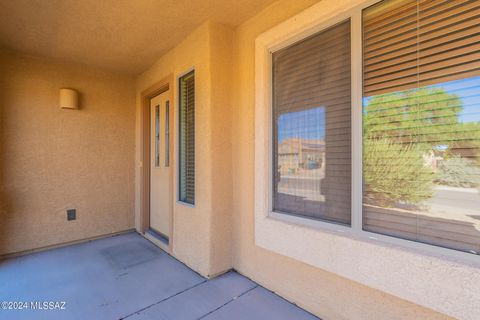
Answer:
[363,0,480,254]
[272,20,351,225]
[179,71,195,205]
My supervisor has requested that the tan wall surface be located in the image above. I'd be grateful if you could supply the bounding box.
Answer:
[208,23,235,275]
[230,1,454,319]
[136,23,212,276]
[0,50,135,255]
[135,22,234,277]
[136,23,231,276]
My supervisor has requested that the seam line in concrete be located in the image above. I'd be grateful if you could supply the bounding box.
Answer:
[195,284,259,320]
[120,279,208,319]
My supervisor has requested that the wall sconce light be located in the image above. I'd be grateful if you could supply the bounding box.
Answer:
[59,88,79,110]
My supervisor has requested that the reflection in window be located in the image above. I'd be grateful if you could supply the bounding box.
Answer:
[362,0,480,254]
[272,20,351,225]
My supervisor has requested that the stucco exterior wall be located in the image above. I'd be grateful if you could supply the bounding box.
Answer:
[0,50,135,255]
[131,1,474,319]
[135,22,234,277]
[208,24,235,275]
[230,1,455,319]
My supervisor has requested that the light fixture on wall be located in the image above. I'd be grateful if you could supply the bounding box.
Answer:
[59,88,79,110]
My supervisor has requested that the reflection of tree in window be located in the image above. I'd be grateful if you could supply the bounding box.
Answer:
[364,78,480,208]
[360,0,480,254]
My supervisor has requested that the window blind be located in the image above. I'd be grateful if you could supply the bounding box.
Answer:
[179,71,195,204]
[364,0,480,97]
[272,20,352,225]
[363,0,480,254]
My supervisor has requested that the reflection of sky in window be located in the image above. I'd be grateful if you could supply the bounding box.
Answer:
[363,76,480,123]
[437,76,480,123]
[278,107,325,143]
[278,77,480,143]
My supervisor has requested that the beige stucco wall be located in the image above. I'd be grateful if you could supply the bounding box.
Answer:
[230,1,455,320]
[135,22,234,277]
[0,50,136,255]
[208,24,235,275]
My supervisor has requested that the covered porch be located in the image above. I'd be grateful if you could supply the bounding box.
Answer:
[0,233,317,320]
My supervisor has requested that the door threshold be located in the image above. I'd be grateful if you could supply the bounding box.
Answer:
[144,229,170,253]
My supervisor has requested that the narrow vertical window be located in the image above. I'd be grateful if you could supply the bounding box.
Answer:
[362,0,480,254]
[155,105,160,167]
[179,71,195,204]
[165,100,170,167]
[272,20,352,225]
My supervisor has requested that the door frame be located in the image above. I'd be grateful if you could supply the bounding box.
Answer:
[140,74,174,252]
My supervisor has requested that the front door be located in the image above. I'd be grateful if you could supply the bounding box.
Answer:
[150,90,171,241]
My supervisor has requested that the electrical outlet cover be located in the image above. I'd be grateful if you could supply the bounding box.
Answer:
[67,209,76,221]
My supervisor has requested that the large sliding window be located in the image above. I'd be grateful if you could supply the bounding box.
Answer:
[179,71,195,205]
[362,0,480,254]
[272,20,352,225]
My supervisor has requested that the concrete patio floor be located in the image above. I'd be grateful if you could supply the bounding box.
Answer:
[0,232,318,320]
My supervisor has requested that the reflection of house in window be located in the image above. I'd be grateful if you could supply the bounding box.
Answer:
[272,20,352,225]
[278,138,325,176]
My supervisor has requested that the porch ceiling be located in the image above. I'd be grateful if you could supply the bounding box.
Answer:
[0,0,275,75]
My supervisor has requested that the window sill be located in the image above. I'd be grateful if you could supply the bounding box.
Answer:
[256,209,480,320]
[176,200,195,208]
[269,210,480,261]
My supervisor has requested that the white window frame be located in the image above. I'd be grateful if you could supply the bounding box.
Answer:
[254,1,480,319]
